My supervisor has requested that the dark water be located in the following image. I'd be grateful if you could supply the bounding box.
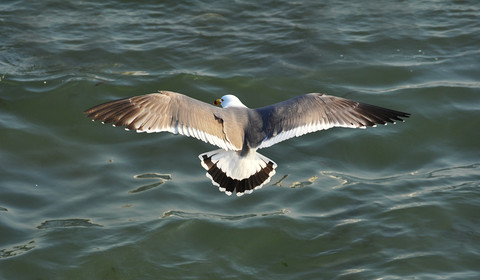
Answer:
[1,0,480,279]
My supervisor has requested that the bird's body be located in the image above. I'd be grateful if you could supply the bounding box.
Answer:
[84,91,410,196]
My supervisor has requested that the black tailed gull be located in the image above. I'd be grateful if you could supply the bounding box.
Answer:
[84,90,410,196]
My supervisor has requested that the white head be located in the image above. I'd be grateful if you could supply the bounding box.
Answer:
[214,95,248,108]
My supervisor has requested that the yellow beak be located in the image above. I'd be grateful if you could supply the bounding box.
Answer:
[213,99,222,106]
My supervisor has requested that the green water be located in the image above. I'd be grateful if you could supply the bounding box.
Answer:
[1,0,480,279]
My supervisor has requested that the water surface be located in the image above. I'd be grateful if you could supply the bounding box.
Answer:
[1,0,480,279]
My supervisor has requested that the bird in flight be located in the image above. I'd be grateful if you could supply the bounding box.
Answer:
[84,90,410,196]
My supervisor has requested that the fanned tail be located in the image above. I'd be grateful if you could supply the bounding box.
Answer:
[199,149,277,196]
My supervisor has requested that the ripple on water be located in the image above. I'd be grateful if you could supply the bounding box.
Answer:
[37,219,103,229]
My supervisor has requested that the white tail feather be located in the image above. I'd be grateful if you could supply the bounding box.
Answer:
[199,149,277,196]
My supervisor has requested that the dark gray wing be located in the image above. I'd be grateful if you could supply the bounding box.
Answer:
[256,93,410,149]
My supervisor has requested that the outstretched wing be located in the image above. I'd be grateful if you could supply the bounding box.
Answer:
[256,93,410,149]
[84,90,241,151]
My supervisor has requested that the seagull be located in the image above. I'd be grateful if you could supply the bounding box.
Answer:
[84,90,410,196]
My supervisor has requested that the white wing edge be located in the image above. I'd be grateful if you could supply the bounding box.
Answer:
[257,121,366,149]
[123,123,238,151]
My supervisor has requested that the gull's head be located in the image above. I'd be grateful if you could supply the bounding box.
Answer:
[213,95,247,108]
